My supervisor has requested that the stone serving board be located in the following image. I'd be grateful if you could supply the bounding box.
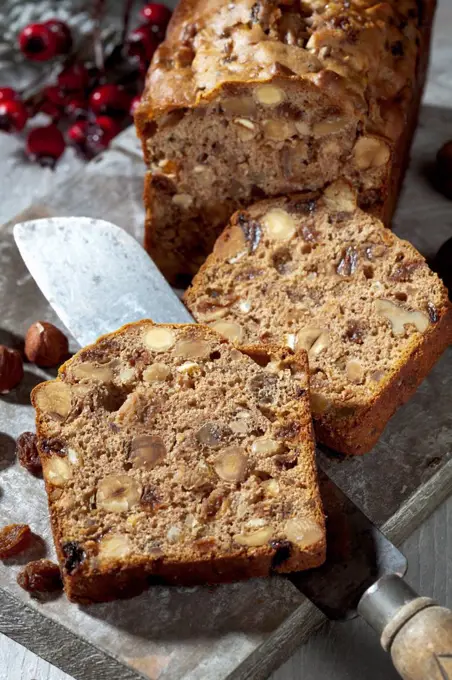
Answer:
[1,103,452,680]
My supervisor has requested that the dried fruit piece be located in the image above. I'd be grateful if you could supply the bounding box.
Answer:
[0,345,23,393]
[234,525,274,546]
[354,136,390,169]
[143,327,175,352]
[0,523,32,558]
[262,208,296,241]
[16,432,42,475]
[251,438,281,455]
[17,559,62,596]
[210,320,244,343]
[196,421,231,448]
[375,299,429,335]
[130,435,166,470]
[346,360,365,384]
[71,362,113,382]
[337,246,359,276]
[34,382,72,420]
[173,338,211,359]
[24,321,68,367]
[62,541,85,573]
[45,456,72,487]
[214,446,248,482]
[254,84,285,105]
[143,362,171,382]
[284,518,324,548]
[98,533,131,560]
[97,474,142,513]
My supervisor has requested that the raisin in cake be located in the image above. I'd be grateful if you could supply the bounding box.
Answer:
[185,183,452,455]
[135,0,435,282]
[31,322,325,603]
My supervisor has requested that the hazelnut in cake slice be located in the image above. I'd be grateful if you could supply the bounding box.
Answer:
[184,182,452,455]
[31,322,325,603]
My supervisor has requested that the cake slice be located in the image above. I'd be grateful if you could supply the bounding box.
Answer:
[184,182,452,455]
[31,322,325,603]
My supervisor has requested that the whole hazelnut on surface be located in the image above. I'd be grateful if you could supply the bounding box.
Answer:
[25,321,68,367]
[0,345,24,393]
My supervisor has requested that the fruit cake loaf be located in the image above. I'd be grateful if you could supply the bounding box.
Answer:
[31,321,325,603]
[184,183,452,455]
[135,0,436,283]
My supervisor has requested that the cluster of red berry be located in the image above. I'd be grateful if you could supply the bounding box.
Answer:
[0,3,172,167]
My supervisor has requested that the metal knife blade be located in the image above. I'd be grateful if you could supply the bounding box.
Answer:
[14,216,406,619]
[14,217,193,348]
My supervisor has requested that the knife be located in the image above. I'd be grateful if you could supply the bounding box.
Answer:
[14,217,452,680]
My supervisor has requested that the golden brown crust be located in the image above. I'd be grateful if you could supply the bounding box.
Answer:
[32,321,325,603]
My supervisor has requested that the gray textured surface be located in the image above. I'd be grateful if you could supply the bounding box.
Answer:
[0,1,451,678]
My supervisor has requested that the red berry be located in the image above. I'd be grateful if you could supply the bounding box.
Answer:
[0,87,19,103]
[127,25,159,65]
[38,86,66,120]
[95,116,122,145]
[129,95,142,116]
[140,3,172,37]
[26,124,66,168]
[89,84,131,117]
[19,23,60,61]
[44,20,72,54]
[67,120,88,145]
[57,63,90,93]
[68,117,121,158]
[0,100,28,133]
[65,96,88,120]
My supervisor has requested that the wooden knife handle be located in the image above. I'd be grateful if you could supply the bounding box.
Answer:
[388,604,452,679]
[358,575,452,679]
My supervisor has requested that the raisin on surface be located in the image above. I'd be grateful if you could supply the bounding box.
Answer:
[17,559,63,596]
[16,432,42,475]
[62,541,86,574]
[0,524,32,559]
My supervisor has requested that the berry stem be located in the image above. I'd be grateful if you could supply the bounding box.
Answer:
[93,0,107,72]
[121,0,136,46]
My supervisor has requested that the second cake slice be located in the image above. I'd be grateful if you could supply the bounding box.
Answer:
[185,182,452,455]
